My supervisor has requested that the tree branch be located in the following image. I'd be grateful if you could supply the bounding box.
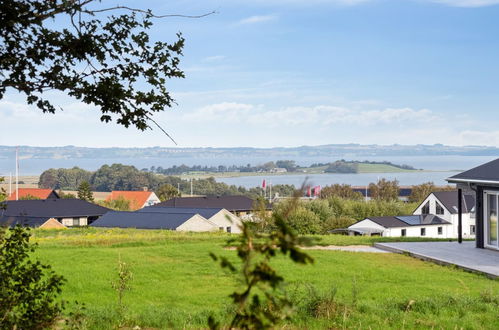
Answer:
[82,6,217,19]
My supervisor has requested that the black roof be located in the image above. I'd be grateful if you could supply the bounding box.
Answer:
[447,158,499,184]
[154,195,266,211]
[90,211,202,230]
[0,215,51,227]
[352,187,413,197]
[0,199,109,218]
[365,215,450,228]
[432,191,475,214]
[138,207,223,219]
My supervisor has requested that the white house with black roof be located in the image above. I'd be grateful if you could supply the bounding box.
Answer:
[447,158,499,251]
[413,190,476,238]
[138,207,243,233]
[348,214,452,238]
[91,211,218,232]
[0,199,110,227]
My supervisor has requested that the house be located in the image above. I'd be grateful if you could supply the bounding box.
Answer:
[90,211,217,232]
[106,190,160,210]
[7,188,59,200]
[154,195,268,216]
[139,207,243,233]
[447,158,499,250]
[348,215,452,238]
[0,199,109,227]
[413,190,476,238]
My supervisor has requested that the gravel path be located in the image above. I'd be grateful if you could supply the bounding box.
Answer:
[302,245,391,253]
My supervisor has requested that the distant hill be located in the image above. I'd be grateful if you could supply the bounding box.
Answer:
[1,144,499,160]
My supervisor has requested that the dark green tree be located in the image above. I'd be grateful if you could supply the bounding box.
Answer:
[156,183,181,202]
[0,226,65,329]
[0,0,213,140]
[320,184,363,200]
[77,181,94,202]
[368,178,399,202]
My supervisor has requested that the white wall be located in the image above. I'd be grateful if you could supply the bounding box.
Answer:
[383,224,453,238]
[176,214,218,232]
[413,193,475,238]
[349,218,454,238]
[61,217,87,226]
[142,192,161,208]
[349,219,386,231]
[208,209,243,233]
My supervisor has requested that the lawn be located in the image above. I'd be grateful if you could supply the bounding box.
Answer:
[31,228,499,329]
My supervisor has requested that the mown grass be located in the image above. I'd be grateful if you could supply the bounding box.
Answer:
[31,228,499,329]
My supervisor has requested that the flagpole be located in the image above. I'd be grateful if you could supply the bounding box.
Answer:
[269,182,272,202]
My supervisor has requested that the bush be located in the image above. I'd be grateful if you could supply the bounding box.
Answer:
[0,226,65,329]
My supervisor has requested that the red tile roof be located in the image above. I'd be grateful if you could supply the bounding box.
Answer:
[7,188,59,201]
[106,191,155,210]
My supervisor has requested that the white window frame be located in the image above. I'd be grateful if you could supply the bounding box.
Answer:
[483,190,499,250]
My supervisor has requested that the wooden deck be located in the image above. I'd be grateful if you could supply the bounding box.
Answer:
[374,241,499,279]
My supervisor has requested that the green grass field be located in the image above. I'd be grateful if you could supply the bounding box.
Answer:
[32,228,499,329]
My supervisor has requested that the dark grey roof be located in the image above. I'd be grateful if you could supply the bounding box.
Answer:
[0,199,109,218]
[154,196,266,211]
[365,215,450,228]
[352,187,413,197]
[432,191,475,214]
[447,158,499,184]
[90,211,202,229]
[138,207,223,219]
[0,215,51,227]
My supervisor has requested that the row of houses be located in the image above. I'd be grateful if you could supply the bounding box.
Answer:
[0,194,263,233]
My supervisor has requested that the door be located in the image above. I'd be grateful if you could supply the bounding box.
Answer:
[484,191,499,249]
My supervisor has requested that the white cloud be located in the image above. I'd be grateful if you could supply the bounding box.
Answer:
[238,15,277,25]
[181,102,437,128]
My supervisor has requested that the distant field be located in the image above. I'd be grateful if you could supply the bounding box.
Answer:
[31,228,499,329]
[0,175,39,192]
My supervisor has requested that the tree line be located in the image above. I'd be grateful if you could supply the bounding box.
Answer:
[146,160,298,175]
[38,164,296,200]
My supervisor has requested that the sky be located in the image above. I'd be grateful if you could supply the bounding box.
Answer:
[2,0,499,148]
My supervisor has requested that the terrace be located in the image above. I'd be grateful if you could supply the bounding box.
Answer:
[375,241,499,278]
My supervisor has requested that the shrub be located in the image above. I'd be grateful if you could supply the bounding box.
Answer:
[0,226,65,329]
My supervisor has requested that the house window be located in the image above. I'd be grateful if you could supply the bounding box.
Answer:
[420,228,426,236]
[219,227,224,231]
[436,202,444,215]
[470,225,476,235]
[72,217,80,226]
[401,229,406,237]
[226,226,231,233]
[422,202,430,215]
[438,227,443,235]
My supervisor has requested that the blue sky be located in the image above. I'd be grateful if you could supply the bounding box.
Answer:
[2,0,499,147]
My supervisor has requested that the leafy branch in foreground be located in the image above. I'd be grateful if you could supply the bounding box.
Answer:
[0,226,65,329]
[0,0,213,142]
[209,194,314,329]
